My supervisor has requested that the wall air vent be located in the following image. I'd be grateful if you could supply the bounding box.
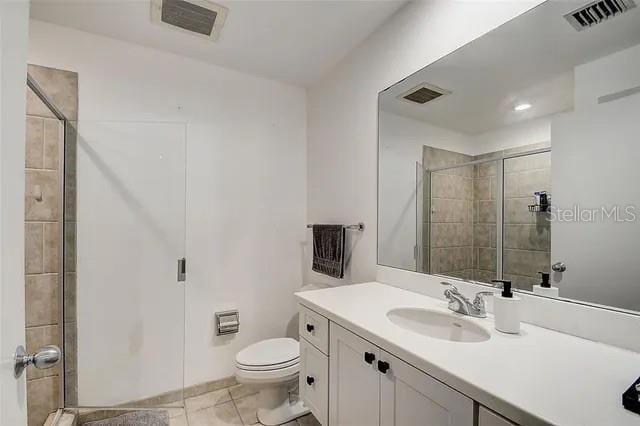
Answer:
[399,84,450,105]
[564,0,636,31]
[151,0,229,41]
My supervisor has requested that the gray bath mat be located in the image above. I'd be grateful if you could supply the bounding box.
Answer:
[83,410,169,426]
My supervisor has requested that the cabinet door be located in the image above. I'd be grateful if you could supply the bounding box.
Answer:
[300,338,329,426]
[380,351,474,426]
[329,323,381,426]
[478,406,518,426]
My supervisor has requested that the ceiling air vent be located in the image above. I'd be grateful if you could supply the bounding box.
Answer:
[564,0,636,31]
[399,84,450,105]
[151,0,229,41]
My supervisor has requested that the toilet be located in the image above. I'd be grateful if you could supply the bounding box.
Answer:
[235,337,310,425]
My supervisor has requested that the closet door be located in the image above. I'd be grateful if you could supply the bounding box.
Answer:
[329,323,380,426]
[379,351,474,426]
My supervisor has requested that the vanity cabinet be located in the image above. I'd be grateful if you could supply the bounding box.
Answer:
[328,322,473,426]
[299,304,517,426]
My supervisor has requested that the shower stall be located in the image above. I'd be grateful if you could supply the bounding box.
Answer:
[418,144,551,291]
[25,66,187,426]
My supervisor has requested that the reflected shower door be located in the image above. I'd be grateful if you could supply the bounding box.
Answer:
[71,121,186,408]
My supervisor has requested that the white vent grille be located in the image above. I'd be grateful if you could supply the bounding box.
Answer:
[564,0,636,31]
[151,0,229,41]
[399,84,450,105]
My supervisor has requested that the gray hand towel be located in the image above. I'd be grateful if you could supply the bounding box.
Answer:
[312,225,345,279]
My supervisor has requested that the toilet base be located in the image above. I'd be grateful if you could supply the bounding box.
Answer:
[255,382,310,426]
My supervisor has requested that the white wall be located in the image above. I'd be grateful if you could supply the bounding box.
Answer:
[28,20,307,398]
[307,0,545,286]
[0,1,29,424]
[472,116,551,155]
[378,111,472,270]
[575,43,640,110]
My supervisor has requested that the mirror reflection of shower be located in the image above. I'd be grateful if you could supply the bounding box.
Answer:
[418,144,551,291]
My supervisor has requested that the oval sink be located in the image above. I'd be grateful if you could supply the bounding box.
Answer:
[387,308,491,343]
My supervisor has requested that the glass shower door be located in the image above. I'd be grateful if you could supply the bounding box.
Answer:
[68,121,186,408]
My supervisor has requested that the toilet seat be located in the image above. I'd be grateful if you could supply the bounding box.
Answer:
[235,338,299,369]
[235,338,301,384]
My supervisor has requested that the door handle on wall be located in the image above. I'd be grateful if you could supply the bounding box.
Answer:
[14,345,61,379]
[552,262,567,272]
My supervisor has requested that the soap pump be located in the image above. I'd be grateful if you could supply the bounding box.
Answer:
[491,279,521,334]
[532,271,559,298]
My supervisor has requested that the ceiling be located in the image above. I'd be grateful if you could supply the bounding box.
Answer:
[30,0,407,87]
[380,1,640,135]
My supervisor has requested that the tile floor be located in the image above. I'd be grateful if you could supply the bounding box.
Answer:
[167,383,320,426]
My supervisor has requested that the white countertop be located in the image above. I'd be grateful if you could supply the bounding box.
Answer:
[295,282,640,426]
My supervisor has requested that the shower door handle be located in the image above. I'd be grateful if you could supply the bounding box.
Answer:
[14,345,61,378]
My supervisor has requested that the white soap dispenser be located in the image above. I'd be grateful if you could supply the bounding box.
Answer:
[491,279,521,334]
[532,272,559,298]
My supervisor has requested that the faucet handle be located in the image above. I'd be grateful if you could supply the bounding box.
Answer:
[474,291,494,303]
[472,291,495,314]
[440,281,459,294]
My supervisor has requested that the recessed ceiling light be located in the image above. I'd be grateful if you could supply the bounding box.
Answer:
[514,103,532,111]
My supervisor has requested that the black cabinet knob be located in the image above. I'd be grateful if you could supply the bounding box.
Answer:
[306,324,314,333]
[364,352,376,364]
[306,376,315,386]
[377,360,390,374]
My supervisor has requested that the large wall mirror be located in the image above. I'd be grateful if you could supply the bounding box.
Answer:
[377,0,640,313]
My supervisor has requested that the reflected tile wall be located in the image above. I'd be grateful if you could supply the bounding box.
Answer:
[423,142,551,290]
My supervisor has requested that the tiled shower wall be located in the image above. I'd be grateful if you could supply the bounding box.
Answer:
[423,143,551,290]
[423,147,474,279]
[24,64,78,426]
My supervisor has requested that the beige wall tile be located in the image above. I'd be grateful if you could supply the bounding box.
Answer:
[431,247,472,273]
[474,177,491,201]
[477,200,496,224]
[25,274,59,327]
[27,376,60,426]
[477,161,496,177]
[26,325,60,380]
[477,247,497,272]
[25,170,59,221]
[28,65,79,120]
[431,223,472,248]
[431,198,469,223]
[26,86,56,119]
[432,173,473,200]
[26,117,44,169]
[44,119,61,170]
[516,169,551,197]
[43,222,60,273]
[503,249,550,278]
[25,223,44,274]
[504,224,550,251]
[504,198,539,224]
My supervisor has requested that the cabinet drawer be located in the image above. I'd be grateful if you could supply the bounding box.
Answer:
[478,406,518,426]
[300,338,328,426]
[299,305,329,354]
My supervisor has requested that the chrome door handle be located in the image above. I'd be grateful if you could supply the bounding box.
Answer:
[552,262,566,272]
[14,345,61,378]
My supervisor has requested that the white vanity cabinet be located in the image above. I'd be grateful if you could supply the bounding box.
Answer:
[329,322,473,426]
[298,304,518,426]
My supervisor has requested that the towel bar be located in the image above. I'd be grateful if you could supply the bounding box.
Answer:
[306,222,365,231]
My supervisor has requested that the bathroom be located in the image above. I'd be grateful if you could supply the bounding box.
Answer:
[2,0,640,425]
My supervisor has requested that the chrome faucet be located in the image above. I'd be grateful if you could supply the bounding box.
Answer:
[441,282,494,318]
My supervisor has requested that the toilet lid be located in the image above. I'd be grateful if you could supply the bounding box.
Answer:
[236,338,299,368]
